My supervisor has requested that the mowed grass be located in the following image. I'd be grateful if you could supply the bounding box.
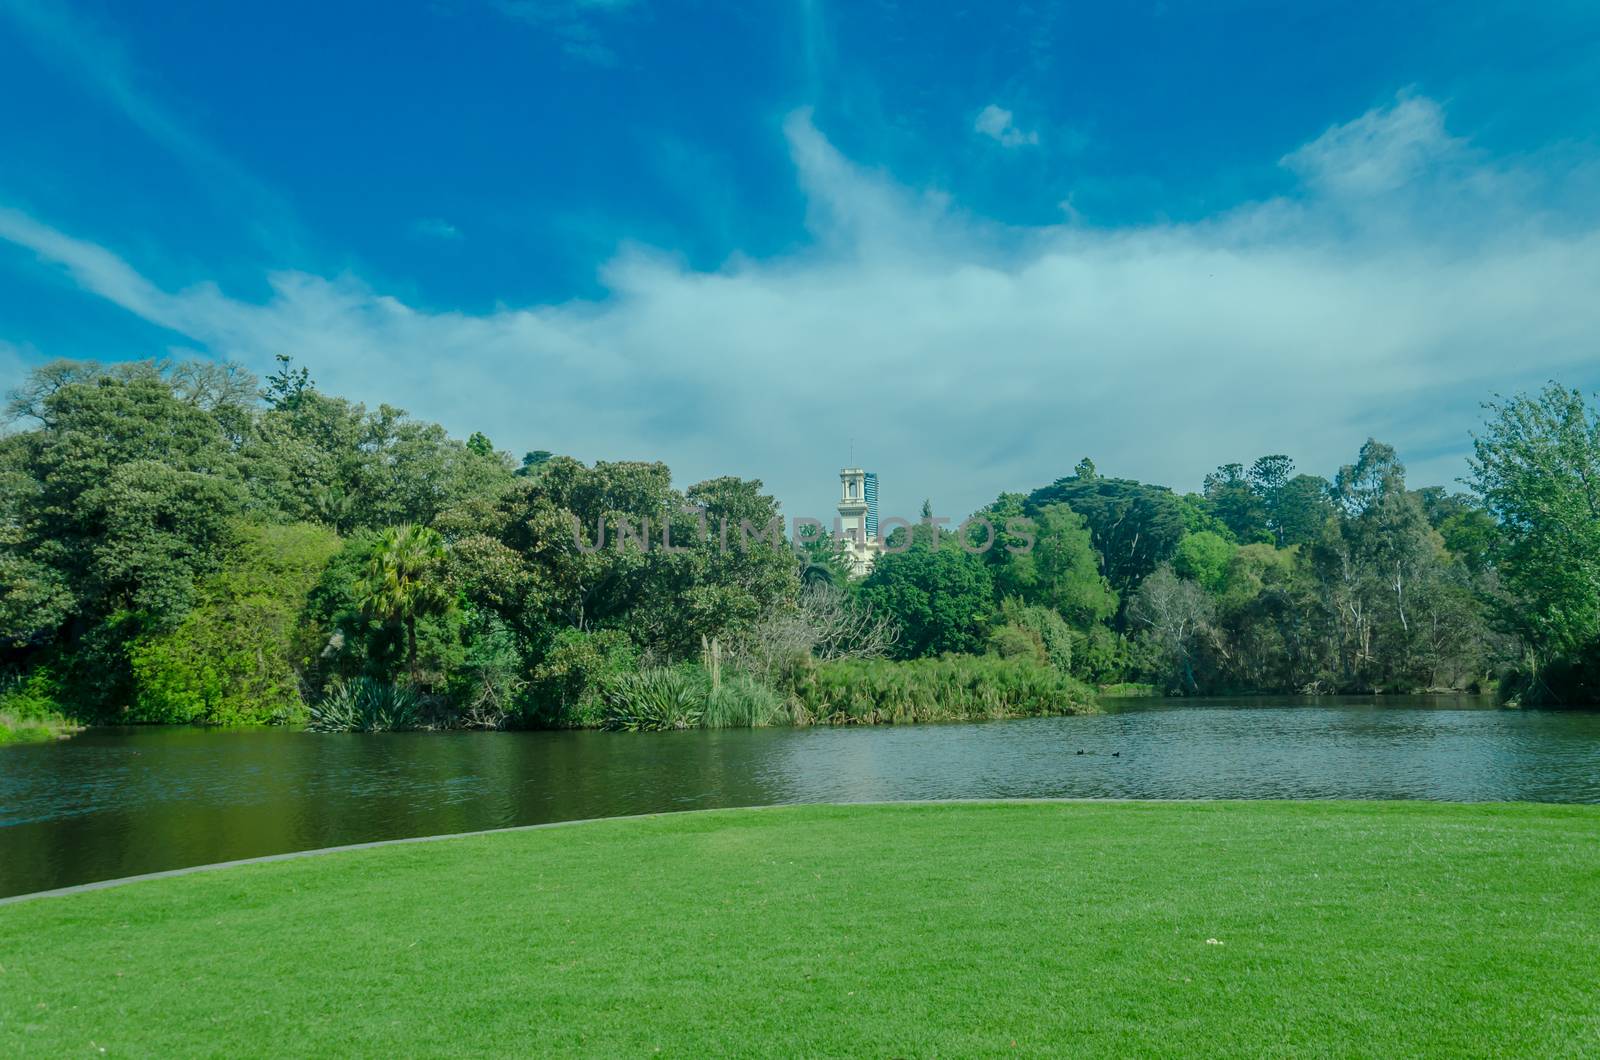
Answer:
[3,802,1599,1057]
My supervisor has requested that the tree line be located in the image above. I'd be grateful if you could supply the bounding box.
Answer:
[0,356,1596,733]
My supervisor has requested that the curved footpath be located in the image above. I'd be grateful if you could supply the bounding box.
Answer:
[2,800,1597,1056]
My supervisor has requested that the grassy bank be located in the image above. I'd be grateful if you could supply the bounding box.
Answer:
[3,801,1598,1056]
[0,711,79,746]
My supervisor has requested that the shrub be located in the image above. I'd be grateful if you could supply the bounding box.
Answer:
[528,628,638,728]
[987,624,1048,664]
[997,600,1075,675]
[0,666,64,721]
[601,668,707,731]
[307,678,424,732]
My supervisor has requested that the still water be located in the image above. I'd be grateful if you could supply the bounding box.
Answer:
[3,696,1598,898]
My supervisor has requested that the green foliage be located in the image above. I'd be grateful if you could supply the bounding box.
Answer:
[1026,472,1185,596]
[993,503,1117,627]
[1470,384,1600,674]
[1073,625,1133,685]
[528,628,638,728]
[0,665,63,721]
[787,655,1096,725]
[445,615,527,729]
[1203,463,1270,543]
[0,366,249,714]
[1176,493,1234,539]
[1272,474,1336,547]
[1097,681,1157,697]
[0,711,79,745]
[992,598,1075,675]
[859,524,996,657]
[307,678,424,733]
[5,355,1579,719]
[356,524,453,676]
[987,624,1047,664]
[1128,564,1214,694]
[127,523,342,724]
[1172,531,1235,591]
[602,667,707,731]
[702,674,791,728]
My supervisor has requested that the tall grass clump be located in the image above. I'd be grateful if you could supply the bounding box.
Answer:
[307,678,424,732]
[601,668,707,731]
[702,674,791,728]
[788,655,1098,725]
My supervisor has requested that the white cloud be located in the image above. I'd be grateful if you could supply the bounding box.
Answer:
[1281,94,1465,197]
[974,104,1039,148]
[3,96,1599,521]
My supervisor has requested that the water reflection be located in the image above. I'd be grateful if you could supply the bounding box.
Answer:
[2,697,1598,897]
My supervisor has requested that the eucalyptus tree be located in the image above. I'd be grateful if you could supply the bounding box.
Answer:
[1470,384,1600,686]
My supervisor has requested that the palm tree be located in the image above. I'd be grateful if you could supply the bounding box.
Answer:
[357,524,452,679]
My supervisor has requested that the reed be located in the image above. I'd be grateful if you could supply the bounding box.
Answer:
[788,655,1097,725]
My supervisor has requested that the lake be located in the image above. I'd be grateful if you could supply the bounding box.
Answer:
[3,696,1598,898]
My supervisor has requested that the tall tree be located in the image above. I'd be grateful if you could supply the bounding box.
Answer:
[1203,463,1269,543]
[993,502,1118,627]
[1027,472,1185,600]
[1470,384,1600,670]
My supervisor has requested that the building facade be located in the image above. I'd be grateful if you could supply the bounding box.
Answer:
[837,467,881,576]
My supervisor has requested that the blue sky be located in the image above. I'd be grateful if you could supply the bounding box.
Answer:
[2,0,1599,519]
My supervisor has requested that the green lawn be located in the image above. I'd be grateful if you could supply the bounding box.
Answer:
[3,801,1599,1057]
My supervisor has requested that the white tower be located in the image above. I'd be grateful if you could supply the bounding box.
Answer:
[837,467,878,576]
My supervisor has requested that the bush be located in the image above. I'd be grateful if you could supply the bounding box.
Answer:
[987,624,1047,664]
[307,678,424,732]
[528,628,638,727]
[0,666,64,721]
[787,655,1097,725]
[1073,625,1133,685]
[998,602,1075,675]
[601,668,706,731]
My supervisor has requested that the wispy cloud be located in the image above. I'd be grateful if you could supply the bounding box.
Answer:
[491,0,641,66]
[0,0,304,253]
[3,95,1599,517]
[411,218,464,241]
[974,104,1038,148]
[1282,94,1465,197]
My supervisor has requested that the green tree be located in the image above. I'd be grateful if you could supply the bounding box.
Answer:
[860,525,996,657]
[358,525,453,678]
[995,503,1117,627]
[1469,384,1600,673]
[1273,474,1335,547]
[1026,471,1185,599]
[1172,531,1235,591]
[128,523,342,723]
[1128,564,1214,694]
[1203,463,1269,543]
